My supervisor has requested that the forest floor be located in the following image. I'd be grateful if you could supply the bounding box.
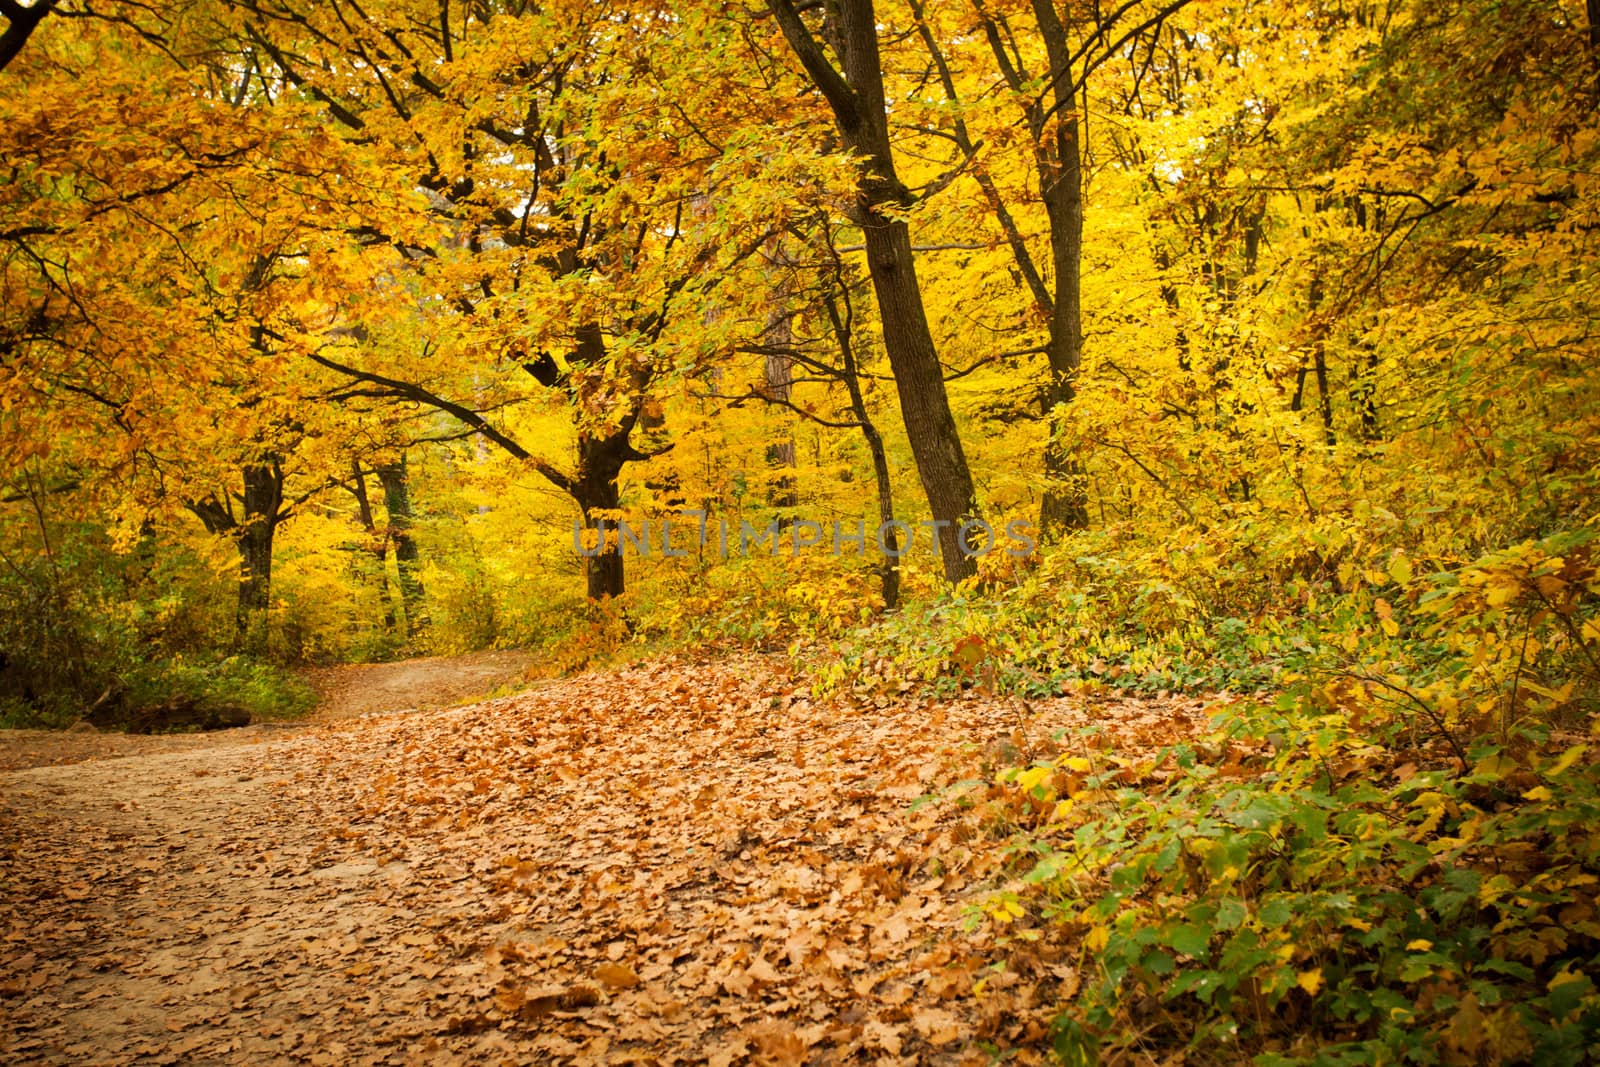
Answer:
[0,652,1209,1066]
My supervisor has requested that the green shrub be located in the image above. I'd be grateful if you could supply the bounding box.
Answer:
[967,529,1600,1064]
[126,655,317,723]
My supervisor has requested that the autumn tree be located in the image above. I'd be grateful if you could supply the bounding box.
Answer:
[0,9,410,647]
[899,0,1195,539]
[223,0,785,600]
[763,0,982,583]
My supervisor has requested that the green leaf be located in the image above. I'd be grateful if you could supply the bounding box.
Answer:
[1215,897,1249,931]
[1162,923,1212,958]
[1259,898,1294,926]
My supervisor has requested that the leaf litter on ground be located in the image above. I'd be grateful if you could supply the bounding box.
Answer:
[0,652,1210,1065]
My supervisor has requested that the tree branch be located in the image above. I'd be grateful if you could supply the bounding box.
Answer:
[0,0,58,76]
[765,0,860,131]
[306,350,576,492]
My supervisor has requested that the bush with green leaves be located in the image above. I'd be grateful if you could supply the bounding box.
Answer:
[124,655,317,723]
[795,522,1374,702]
[0,513,313,729]
[967,529,1600,1064]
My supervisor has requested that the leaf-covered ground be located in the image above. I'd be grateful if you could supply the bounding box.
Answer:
[0,654,1207,1065]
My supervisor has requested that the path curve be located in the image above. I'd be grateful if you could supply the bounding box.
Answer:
[301,648,539,721]
[1,654,1210,1065]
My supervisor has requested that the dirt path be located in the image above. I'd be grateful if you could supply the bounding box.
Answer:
[0,649,540,776]
[301,648,539,721]
[0,654,1209,1065]
[1,743,431,1065]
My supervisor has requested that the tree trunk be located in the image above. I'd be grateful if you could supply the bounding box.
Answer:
[1305,277,1336,445]
[764,307,800,519]
[563,320,639,601]
[1030,0,1092,540]
[567,411,634,604]
[764,237,799,519]
[236,518,274,651]
[1354,343,1382,441]
[572,428,633,601]
[1313,346,1335,445]
[238,463,282,639]
[857,222,980,580]
[767,0,981,583]
[375,458,427,640]
[530,320,662,602]
[824,287,901,609]
[189,462,284,653]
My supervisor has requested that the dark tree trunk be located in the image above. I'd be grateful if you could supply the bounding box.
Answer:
[375,458,427,640]
[189,461,285,652]
[1029,0,1092,540]
[768,0,980,583]
[1354,343,1382,441]
[1305,277,1336,445]
[525,321,663,601]
[236,463,282,646]
[572,428,633,601]
[567,321,637,601]
[584,541,624,602]
[1313,346,1335,445]
[858,221,980,580]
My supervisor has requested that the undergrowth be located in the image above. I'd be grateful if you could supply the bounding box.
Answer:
[124,655,318,723]
[0,522,316,729]
[791,516,1456,701]
[955,525,1600,1063]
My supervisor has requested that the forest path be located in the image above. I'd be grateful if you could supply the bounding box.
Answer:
[0,654,1208,1066]
[0,648,542,776]
[300,648,540,722]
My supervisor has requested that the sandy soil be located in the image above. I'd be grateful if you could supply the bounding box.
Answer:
[0,651,553,1063]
